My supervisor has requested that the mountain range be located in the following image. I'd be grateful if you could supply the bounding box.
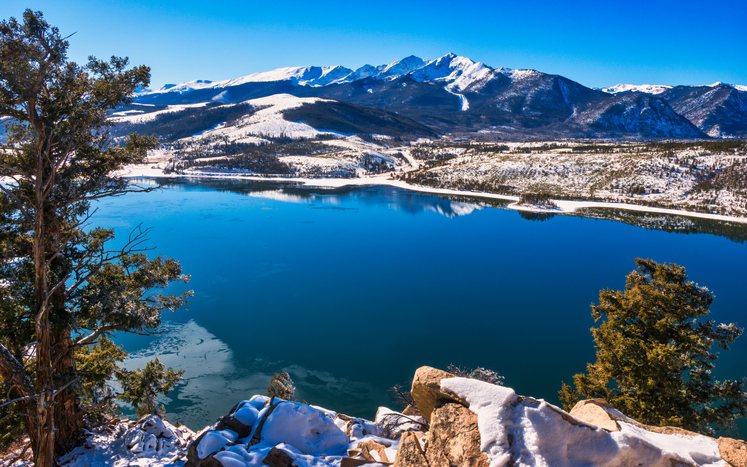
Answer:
[130,53,747,140]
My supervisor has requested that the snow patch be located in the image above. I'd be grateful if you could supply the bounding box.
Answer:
[261,402,349,455]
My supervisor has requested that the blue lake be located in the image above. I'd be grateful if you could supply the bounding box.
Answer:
[94,177,747,431]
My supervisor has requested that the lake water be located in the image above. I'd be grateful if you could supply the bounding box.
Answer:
[94,177,747,432]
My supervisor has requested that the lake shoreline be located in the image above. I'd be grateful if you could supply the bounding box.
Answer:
[119,164,747,225]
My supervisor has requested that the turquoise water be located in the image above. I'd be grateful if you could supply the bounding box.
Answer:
[94,178,747,431]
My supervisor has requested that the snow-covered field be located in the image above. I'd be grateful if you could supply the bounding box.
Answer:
[400,140,747,218]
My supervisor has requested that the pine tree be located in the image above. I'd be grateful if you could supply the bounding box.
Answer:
[267,372,296,401]
[117,358,183,419]
[0,10,191,465]
[560,258,747,436]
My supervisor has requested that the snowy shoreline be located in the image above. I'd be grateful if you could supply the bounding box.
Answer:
[119,164,747,225]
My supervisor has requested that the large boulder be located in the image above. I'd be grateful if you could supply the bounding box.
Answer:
[718,437,747,467]
[409,366,460,422]
[427,402,488,467]
[392,432,427,467]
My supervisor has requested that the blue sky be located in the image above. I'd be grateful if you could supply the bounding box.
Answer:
[2,0,746,90]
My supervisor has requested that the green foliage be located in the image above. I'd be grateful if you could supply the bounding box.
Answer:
[561,258,747,435]
[0,10,191,461]
[266,372,295,401]
[117,358,184,419]
[75,336,127,414]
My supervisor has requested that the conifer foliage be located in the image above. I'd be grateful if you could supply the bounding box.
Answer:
[560,258,747,435]
[0,10,191,465]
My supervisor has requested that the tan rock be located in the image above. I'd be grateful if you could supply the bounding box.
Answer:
[393,431,429,467]
[426,402,488,467]
[569,399,621,432]
[402,404,420,417]
[410,366,460,422]
[358,439,392,463]
[569,399,704,438]
[719,437,747,467]
[341,458,382,467]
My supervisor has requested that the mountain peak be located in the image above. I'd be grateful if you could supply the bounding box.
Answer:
[376,55,428,81]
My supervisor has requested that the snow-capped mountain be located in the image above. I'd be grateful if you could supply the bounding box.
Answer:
[370,55,428,82]
[131,54,747,138]
[598,84,673,95]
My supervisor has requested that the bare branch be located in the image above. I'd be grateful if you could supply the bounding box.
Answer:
[0,393,38,410]
[0,184,33,223]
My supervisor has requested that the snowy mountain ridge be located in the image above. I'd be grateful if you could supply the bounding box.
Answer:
[129,54,747,138]
[146,53,747,101]
[599,82,747,95]
[141,53,508,99]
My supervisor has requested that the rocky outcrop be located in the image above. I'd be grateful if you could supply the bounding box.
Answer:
[719,437,747,467]
[56,367,747,467]
[409,366,460,421]
[398,366,744,467]
[392,432,427,467]
[427,402,488,467]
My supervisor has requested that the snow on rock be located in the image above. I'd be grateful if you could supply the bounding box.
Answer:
[184,396,399,467]
[440,377,727,467]
[58,416,195,467]
[260,402,348,455]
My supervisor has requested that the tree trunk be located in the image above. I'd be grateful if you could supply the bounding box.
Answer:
[34,149,55,467]
[51,330,84,456]
[0,343,40,450]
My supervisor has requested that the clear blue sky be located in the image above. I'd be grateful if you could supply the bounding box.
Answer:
[2,0,746,90]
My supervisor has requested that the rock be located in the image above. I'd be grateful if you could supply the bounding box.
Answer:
[262,445,295,467]
[410,366,460,422]
[185,431,210,467]
[568,398,621,432]
[426,402,488,467]
[401,405,420,417]
[338,416,380,439]
[185,430,235,467]
[392,431,428,467]
[261,401,349,455]
[341,458,382,467]
[196,453,226,467]
[358,439,392,463]
[215,415,252,438]
[719,437,747,467]
[138,414,175,439]
[375,407,427,439]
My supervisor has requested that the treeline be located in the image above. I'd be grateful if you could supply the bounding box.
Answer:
[171,153,294,174]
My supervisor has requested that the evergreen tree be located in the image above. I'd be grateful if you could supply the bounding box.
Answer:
[117,358,183,419]
[267,372,296,401]
[560,258,747,436]
[0,10,191,465]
